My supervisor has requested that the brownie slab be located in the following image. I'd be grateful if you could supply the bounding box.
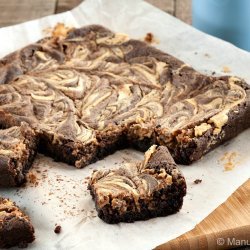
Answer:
[88,145,187,223]
[0,24,249,167]
[0,123,37,186]
[0,197,35,248]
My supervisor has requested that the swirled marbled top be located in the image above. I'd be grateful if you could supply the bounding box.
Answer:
[89,145,183,210]
[0,24,249,166]
[0,124,30,158]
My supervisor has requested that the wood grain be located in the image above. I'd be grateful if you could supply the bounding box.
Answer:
[0,0,192,27]
[55,0,176,15]
[0,0,56,27]
[145,0,175,15]
[175,0,192,24]
[156,179,250,249]
[56,0,83,13]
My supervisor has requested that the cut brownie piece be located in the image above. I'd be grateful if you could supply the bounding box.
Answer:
[0,123,37,186]
[155,75,250,164]
[88,145,187,223]
[0,197,35,248]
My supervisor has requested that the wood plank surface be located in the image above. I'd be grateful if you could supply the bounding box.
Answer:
[0,1,249,249]
[56,0,83,13]
[156,179,250,249]
[56,0,176,15]
[0,0,56,27]
[175,0,192,24]
[145,0,175,15]
[0,0,191,27]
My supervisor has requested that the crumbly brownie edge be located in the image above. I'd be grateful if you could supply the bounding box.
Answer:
[20,125,38,183]
[88,146,187,223]
[0,198,35,248]
[0,215,35,248]
[38,131,98,168]
[0,125,38,187]
[95,126,128,159]
[0,157,19,186]
[169,89,250,164]
[0,112,127,169]
[89,177,186,224]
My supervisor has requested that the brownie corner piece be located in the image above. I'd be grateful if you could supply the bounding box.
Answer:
[0,123,38,186]
[88,145,186,224]
[0,197,35,248]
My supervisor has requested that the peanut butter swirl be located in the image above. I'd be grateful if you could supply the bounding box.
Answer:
[0,24,249,167]
[89,145,182,211]
[0,198,25,220]
[0,125,29,158]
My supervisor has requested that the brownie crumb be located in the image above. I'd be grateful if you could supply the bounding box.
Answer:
[222,66,231,73]
[54,225,62,234]
[219,151,238,171]
[52,23,72,38]
[194,179,202,184]
[28,172,39,187]
[144,32,159,44]
[144,32,153,43]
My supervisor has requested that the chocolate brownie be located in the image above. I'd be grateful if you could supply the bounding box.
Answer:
[88,145,186,223]
[0,24,249,167]
[0,123,37,186]
[0,197,35,248]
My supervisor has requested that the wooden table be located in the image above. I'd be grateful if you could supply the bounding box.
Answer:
[0,1,249,249]
[0,0,192,28]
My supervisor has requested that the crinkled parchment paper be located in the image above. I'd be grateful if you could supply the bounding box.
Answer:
[0,0,250,249]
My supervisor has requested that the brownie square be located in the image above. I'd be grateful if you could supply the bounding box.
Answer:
[88,145,187,223]
[0,197,35,248]
[0,123,37,186]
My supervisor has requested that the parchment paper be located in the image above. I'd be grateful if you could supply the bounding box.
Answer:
[0,0,250,249]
